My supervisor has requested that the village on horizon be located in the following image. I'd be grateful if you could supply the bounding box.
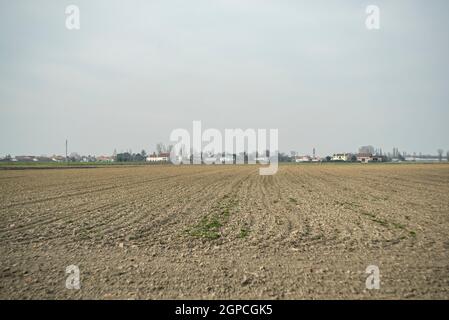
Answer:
[1,144,448,164]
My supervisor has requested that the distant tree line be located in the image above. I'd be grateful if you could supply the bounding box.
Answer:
[116,150,147,162]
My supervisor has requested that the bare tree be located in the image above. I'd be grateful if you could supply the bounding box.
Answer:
[69,152,81,162]
[437,149,444,162]
[447,151,449,162]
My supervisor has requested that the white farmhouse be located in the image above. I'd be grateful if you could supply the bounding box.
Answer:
[146,152,170,162]
[295,155,312,163]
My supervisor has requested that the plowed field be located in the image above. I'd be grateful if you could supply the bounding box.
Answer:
[1,164,448,299]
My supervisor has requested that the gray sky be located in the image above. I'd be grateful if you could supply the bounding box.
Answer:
[1,0,448,156]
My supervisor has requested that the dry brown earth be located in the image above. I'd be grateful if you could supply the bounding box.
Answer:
[0,163,448,299]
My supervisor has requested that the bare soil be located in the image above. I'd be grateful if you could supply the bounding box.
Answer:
[0,164,448,299]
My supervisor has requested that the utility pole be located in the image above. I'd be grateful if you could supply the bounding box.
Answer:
[65,139,68,165]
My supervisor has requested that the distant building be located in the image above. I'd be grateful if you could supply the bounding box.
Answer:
[405,156,440,162]
[15,156,37,162]
[255,157,268,163]
[203,156,219,164]
[97,155,114,162]
[146,152,170,162]
[35,156,53,162]
[295,155,311,163]
[371,155,385,162]
[356,153,385,163]
[356,153,373,163]
[52,155,65,162]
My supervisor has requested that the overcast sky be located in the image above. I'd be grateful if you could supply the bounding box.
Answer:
[1,0,448,156]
